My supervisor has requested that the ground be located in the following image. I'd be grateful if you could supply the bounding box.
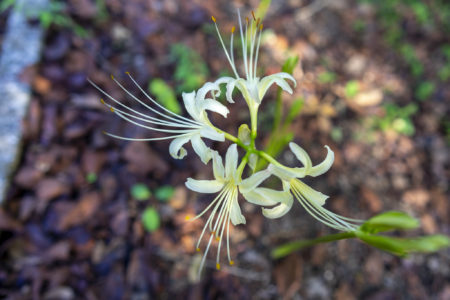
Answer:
[0,0,449,299]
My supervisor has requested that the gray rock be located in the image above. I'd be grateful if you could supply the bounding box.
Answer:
[0,0,48,203]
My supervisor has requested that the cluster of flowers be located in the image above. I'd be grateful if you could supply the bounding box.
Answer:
[91,11,363,273]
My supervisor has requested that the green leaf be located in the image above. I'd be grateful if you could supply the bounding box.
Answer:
[85,172,97,184]
[356,232,408,256]
[318,71,337,84]
[360,211,420,234]
[415,81,435,101]
[148,79,181,114]
[281,55,299,74]
[155,185,175,202]
[131,184,152,201]
[141,207,160,232]
[284,98,304,125]
[356,232,450,256]
[345,80,359,98]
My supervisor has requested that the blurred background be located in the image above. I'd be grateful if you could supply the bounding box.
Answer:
[0,0,449,299]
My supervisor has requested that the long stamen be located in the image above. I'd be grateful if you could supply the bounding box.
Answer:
[103,132,190,142]
[230,26,235,65]
[103,101,200,128]
[89,78,198,128]
[117,74,201,126]
[212,16,239,78]
[253,24,263,79]
[237,9,249,79]
[215,190,233,269]
[114,110,197,134]
[198,234,215,276]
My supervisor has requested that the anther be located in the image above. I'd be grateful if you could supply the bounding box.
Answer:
[231,26,235,33]
[196,247,201,252]
[110,107,115,112]
[100,99,105,105]
[125,71,130,75]
[229,260,234,265]
[246,17,249,24]
[256,18,260,26]
[185,215,191,221]
[211,231,216,235]
[216,263,221,270]
[211,16,216,23]
[216,236,220,241]
[260,24,263,31]
[251,11,256,21]
[110,74,114,80]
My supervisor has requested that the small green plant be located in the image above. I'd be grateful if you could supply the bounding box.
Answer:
[148,79,181,114]
[131,183,152,201]
[272,211,449,259]
[171,43,210,93]
[85,172,97,184]
[0,0,89,37]
[415,81,435,101]
[345,80,360,98]
[155,185,175,202]
[372,103,418,136]
[318,71,337,84]
[141,207,160,232]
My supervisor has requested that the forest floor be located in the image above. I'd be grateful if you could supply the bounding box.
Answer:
[0,0,449,299]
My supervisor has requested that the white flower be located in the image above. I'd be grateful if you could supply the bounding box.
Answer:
[211,11,297,110]
[89,73,228,164]
[268,142,363,231]
[185,144,272,271]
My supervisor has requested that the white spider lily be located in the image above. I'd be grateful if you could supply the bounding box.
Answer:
[211,12,297,110]
[89,73,228,164]
[185,144,272,272]
[268,142,363,231]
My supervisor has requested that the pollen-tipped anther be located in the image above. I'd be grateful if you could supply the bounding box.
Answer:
[211,16,216,23]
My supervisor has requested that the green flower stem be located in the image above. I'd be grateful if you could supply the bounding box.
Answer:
[215,126,288,169]
[271,231,357,259]
[237,152,250,178]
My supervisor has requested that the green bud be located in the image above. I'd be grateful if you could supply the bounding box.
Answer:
[238,124,251,145]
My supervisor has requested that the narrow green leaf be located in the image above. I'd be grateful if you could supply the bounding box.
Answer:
[360,211,419,233]
[141,207,160,232]
[356,232,450,256]
[148,79,181,114]
[281,55,299,74]
[284,98,304,126]
[356,232,407,256]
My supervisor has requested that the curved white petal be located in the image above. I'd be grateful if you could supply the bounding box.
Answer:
[289,142,312,170]
[225,144,238,180]
[235,79,255,105]
[268,164,298,181]
[261,191,294,219]
[230,191,246,225]
[182,91,199,120]
[185,178,224,194]
[239,170,271,193]
[225,79,237,103]
[307,145,334,177]
[258,72,296,101]
[293,179,329,206]
[169,135,191,159]
[242,187,287,206]
[191,134,212,164]
[201,99,229,118]
[199,126,224,142]
[211,150,225,181]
